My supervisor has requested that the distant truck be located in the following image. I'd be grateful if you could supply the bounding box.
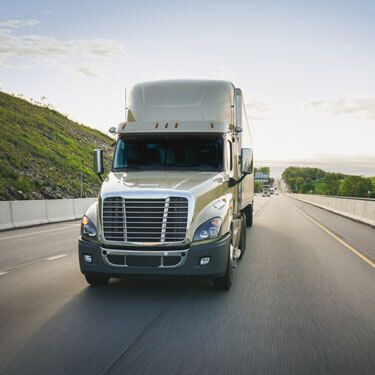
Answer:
[79,80,254,290]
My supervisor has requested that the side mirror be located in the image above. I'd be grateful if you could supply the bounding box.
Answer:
[93,149,104,179]
[241,148,253,174]
[108,126,116,134]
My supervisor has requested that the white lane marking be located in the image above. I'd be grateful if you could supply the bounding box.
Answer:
[0,253,71,274]
[0,271,9,276]
[0,224,78,241]
[46,254,68,261]
[253,196,274,216]
[2,259,46,272]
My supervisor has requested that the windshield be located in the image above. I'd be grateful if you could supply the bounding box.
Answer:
[112,136,224,171]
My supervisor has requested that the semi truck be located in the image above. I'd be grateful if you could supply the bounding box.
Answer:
[78,79,254,290]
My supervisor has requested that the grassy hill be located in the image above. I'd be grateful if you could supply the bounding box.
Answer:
[0,92,113,200]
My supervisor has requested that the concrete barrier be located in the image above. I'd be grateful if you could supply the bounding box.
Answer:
[11,200,48,228]
[46,199,75,223]
[0,201,13,230]
[289,193,375,227]
[0,198,97,231]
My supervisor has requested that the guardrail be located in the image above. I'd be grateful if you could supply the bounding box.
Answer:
[0,198,97,231]
[288,193,375,228]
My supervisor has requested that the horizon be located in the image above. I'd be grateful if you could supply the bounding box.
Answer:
[1,0,374,175]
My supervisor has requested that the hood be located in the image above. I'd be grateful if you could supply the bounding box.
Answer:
[101,170,225,198]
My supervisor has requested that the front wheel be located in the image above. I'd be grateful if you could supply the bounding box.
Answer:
[238,215,247,259]
[85,273,110,286]
[245,204,253,227]
[213,250,233,291]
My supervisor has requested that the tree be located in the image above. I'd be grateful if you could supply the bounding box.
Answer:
[323,173,340,195]
[314,181,329,195]
[339,176,373,198]
[293,177,305,192]
[255,166,270,175]
[254,181,263,193]
[300,181,315,194]
[282,166,326,192]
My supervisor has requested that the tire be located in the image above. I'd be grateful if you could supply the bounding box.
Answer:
[85,273,110,286]
[238,216,246,259]
[213,248,233,291]
[245,204,253,227]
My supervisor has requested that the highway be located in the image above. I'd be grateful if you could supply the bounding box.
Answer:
[0,195,374,375]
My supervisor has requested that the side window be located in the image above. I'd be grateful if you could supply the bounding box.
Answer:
[227,141,233,172]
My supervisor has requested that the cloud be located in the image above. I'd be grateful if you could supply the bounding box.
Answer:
[76,65,102,78]
[0,19,40,28]
[0,20,126,76]
[0,30,125,59]
[245,100,275,120]
[309,97,375,121]
[0,61,29,70]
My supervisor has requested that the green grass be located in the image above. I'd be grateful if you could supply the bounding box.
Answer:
[0,92,113,200]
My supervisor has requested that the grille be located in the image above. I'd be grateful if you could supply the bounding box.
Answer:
[102,197,188,243]
[106,254,181,268]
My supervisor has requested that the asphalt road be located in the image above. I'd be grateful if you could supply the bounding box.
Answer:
[0,195,374,375]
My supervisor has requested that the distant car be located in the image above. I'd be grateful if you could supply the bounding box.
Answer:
[262,189,270,197]
[270,188,275,195]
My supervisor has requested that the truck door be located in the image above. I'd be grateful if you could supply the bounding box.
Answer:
[227,139,240,213]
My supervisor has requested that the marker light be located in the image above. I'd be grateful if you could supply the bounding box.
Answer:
[193,217,222,242]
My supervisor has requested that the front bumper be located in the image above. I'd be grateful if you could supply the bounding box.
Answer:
[78,234,230,279]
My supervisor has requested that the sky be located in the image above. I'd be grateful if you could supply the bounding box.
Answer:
[1,0,374,176]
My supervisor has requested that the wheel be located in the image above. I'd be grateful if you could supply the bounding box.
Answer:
[85,273,110,286]
[238,215,247,259]
[213,247,233,291]
[245,204,253,227]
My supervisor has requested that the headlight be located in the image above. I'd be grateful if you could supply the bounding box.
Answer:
[193,217,222,241]
[81,216,97,238]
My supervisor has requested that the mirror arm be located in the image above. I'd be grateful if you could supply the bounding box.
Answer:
[228,173,248,188]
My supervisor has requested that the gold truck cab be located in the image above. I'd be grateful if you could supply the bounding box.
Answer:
[79,80,254,291]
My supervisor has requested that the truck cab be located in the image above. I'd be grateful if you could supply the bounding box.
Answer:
[79,80,254,290]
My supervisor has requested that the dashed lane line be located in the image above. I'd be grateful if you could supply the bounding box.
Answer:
[0,253,71,275]
[46,254,68,261]
[0,224,78,241]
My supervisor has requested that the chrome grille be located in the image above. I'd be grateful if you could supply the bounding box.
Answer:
[102,197,188,243]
